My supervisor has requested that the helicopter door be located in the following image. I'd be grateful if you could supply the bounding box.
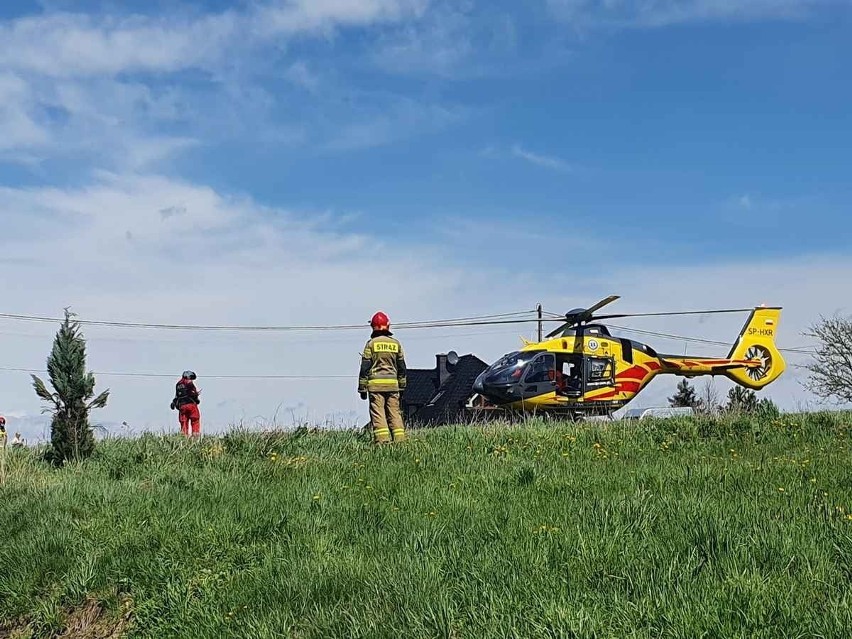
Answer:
[519,353,557,399]
[556,354,584,398]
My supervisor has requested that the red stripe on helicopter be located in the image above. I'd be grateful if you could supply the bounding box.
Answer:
[594,380,642,399]
[617,381,642,393]
[617,365,648,381]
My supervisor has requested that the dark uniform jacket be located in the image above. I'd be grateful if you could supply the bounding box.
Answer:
[172,379,200,409]
[358,331,407,393]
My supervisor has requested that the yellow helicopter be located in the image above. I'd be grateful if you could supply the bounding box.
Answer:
[472,296,784,417]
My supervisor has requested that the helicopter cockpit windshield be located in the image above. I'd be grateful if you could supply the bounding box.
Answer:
[476,350,543,387]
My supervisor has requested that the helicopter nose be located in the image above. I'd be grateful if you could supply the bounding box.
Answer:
[473,373,485,395]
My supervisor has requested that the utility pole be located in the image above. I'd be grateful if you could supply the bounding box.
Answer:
[537,304,543,342]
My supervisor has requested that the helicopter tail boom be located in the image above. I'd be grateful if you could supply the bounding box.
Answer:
[723,306,785,389]
[657,306,784,390]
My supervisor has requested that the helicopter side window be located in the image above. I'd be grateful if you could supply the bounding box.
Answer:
[587,357,615,388]
[523,354,556,384]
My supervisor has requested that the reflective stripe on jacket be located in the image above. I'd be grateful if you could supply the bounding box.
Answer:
[358,332,407,393]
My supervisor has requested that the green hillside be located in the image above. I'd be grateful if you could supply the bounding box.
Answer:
[1,414,851,638]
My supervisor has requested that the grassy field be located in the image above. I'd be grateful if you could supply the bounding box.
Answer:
[1,413,851,638]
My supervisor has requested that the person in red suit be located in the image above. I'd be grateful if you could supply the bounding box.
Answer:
[171,371,201,437]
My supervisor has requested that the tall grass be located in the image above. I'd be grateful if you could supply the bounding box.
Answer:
[1,413,851,638]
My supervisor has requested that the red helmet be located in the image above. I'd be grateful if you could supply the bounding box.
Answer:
[370,312,390,330]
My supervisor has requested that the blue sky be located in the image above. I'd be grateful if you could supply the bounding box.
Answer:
[1,0,851,437]
[5,1,851,261]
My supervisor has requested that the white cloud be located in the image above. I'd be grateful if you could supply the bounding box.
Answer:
[0,2,443,165]
[481,144,573,172]
[0,73,204,169]
[0,74,50,152]
[547,0,846,28]
[256,0,429,36]
[0,2,430,79]
[369,4,531,79]
[0,12,237,78]
[510,144,572,172]
[326,98,463,149]
[370,5,475,76]
[285,61,321,91]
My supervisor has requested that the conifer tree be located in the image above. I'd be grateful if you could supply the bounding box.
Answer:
[32,310,110,464]
[668,379,703,409]
[725,386,760,414]
[757,397,781,418]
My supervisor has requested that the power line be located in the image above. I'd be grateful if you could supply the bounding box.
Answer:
[0,324,532,345]
[542,308,755,320]
[0,309,542,333]
[0,366,353,380]
[607,324,816,355]
[0,306,786,334]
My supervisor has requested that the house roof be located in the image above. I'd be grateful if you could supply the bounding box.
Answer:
[403,354,488,425]
[404,370,440,407]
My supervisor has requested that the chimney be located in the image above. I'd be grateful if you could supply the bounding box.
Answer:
[436,351,459,386]
[436,353,450,386]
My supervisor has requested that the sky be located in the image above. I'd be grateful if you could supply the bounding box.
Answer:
[1,0,851,440]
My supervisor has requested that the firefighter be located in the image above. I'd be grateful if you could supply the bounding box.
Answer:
[0,416,6,448]
[358,312,407,444]
[171,371,201,437]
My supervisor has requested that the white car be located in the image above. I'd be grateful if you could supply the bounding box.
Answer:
[622,406,695,420]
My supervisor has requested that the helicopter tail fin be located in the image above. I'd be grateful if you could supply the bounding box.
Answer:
[724,306,785,389]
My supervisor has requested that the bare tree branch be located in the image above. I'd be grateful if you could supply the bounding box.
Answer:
[802,314,852,404]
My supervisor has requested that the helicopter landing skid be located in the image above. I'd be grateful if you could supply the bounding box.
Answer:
[463,404,619,423]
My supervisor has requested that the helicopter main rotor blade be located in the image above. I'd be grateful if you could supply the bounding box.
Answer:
[591,308,754,321]
[584,295,620,316]
[545,322,572,339]
[545,305,756,339]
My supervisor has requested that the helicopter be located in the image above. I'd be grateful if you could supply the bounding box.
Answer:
[471,296,784,418]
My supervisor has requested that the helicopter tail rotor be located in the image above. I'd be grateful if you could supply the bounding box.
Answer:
[724,306,785,389]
